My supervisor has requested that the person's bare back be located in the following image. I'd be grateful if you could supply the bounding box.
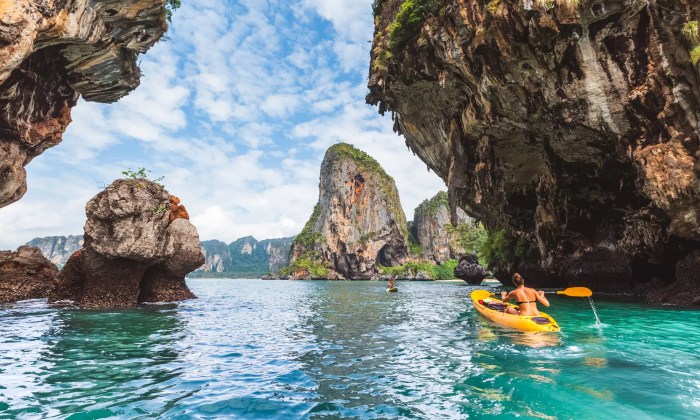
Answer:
[500,273,550,316]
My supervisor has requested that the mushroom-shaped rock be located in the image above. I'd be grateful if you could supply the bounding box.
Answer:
[0,246,58,303]
[49,179,204,307]
[454,254,489,285]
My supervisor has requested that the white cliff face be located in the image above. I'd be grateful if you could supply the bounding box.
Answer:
[26,235,84,268]
[241,243,254,255]
[290,143,408,280]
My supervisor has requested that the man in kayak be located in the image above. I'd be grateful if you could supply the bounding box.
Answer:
[387,275,396,290]
[500,273,550,316]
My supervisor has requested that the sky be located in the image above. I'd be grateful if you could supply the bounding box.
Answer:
[0,0,445,249]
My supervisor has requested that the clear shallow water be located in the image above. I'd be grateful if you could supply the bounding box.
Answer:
[1,279,699,419]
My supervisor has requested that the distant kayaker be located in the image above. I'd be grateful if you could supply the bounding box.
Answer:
[500,273,549,316]
[388,275,395,290]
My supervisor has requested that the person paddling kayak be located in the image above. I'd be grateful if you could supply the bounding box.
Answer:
[500,273,550,316]
[387,275,396,290]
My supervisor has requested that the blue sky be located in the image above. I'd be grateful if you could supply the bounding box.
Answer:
[0,0,445,249]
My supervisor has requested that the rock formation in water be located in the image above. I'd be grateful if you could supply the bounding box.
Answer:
[368,1,700,303]
[454,254,489,285]
[0,0,169,208]
[49,179,204,307]
[412,191,474,263]
[26,235,83,269]
[197,236,294,277]
[288,143,408,280]
[0,246,58,303]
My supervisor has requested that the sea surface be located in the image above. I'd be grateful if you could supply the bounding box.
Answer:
[1,279,699,419]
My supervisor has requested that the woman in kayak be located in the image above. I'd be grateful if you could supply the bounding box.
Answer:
[387,275,396,290]
[500,273,549,316]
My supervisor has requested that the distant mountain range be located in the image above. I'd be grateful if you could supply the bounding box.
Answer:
[25,235,294,278]
[194,236,294,278]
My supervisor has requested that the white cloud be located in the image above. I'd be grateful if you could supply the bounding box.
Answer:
[0,0,446,250]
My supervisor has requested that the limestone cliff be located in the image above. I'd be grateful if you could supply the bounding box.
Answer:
[0,0,169,208]
[412,191,474,263]
[368,0,700,303]
[26,235,83,269]
[197,236,294,277]
[288,143,408,279]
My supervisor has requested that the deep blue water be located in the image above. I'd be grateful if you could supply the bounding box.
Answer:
[1,279,699,419]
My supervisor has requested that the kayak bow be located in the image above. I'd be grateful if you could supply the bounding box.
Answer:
[471,290,560,332]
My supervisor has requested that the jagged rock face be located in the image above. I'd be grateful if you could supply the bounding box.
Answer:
[0,0,167,208]
[368,1,700,299]
[197,236,294,276]
[0,246,58,303]
[290,143,408,280]
[454,254,489,285]
[200,240,232,273]
[49,179,204,307]
[413,191,473,263]
[26,235,84,269]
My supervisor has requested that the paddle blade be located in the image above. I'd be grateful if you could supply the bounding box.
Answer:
[557,287,593,297]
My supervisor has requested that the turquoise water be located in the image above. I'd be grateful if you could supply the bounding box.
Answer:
[1,279,699,419]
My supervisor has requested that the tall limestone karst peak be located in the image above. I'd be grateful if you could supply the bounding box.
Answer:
[0,0,171,208]
[50,178,204,308]
[412,191,474,264]
[368,1,700,303]
[288,142,408,279]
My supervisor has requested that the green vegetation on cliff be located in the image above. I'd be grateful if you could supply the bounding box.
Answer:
[406,221,422,256]
[388,0,439,52]
[422,191,449,217]
[682,21,699,44]
[279,251,328,278]
[293,204,323,248]
[683,21,700,66]
[446,222,488,258]
[165,0,182,22]
[478,228,529,267]
[380,259,458,280]
[691,46,700,67]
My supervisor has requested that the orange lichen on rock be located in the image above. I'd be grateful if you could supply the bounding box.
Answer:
[169,195,190,223]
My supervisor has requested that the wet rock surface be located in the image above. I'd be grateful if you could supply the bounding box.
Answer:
[454,254,489,285]
[0,0,168,208]
[0,246,58,303]
[49,179,204,308]
[368,1,700,303]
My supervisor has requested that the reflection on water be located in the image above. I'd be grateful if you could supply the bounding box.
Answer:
[1,280,699,419]
[0,302,185,418]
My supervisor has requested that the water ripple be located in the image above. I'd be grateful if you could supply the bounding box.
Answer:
[0,280,699,419]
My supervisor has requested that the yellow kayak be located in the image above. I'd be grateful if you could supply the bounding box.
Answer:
[471,290,560,332]
[387,287,398,292]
